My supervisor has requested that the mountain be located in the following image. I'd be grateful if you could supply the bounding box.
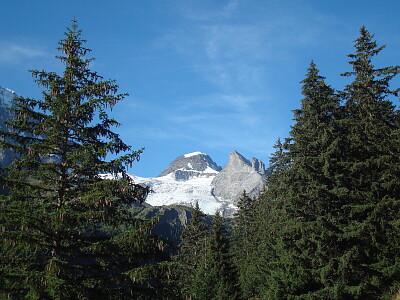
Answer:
[0,86,267,215]
[158,151,222,180]
[130,172,235,216]
[130,151,266,216]
[211,150,267,204]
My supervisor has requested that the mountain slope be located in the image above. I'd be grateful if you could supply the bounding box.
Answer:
[130,151,266,216]
[131,174,235,216]
[0,86,17,107]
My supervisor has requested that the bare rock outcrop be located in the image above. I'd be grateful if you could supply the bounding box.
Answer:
[211,150,266,204]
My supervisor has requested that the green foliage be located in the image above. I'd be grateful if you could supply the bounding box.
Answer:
[250,27,400,299]
[0,21,399,300]
[335,26,400,298]
[190,211,239,300]
[175,201,209,298]
[0,20,173,299]
[232,191,260,298]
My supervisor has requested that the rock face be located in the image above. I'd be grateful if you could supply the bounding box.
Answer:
[211,150,266,204]
[158,151,222,181]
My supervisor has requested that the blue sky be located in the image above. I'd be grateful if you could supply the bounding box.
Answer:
[1,0,399,177]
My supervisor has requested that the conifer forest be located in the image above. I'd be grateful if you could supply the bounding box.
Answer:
[0,21,399,299]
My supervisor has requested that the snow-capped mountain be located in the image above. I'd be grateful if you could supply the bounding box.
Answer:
[158,151,222,180]
[130,174,235,216]
[130,152,232,215]
[130,151,266,216]
[0,85,266,216]
[211,150,267,204]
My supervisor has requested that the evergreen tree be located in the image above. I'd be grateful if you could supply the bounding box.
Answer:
[256,62,343,299]
[336,26,400,298]
[190,211,239,300]
[255,28,400,300]
[232,191,259,298]
[0,20,172,299]
[252,138,291,297]
[176,201,208,298]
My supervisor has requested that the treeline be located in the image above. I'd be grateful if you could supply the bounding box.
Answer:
[0,21,399,299]
[165,26,400,299]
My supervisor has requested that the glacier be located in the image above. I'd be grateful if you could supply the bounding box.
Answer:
[130,173,236,216]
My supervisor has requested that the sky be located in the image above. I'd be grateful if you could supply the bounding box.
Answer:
[0,0,399,177]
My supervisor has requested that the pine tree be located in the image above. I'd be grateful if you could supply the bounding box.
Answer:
[0,20,172,299]
[190,211,239,300]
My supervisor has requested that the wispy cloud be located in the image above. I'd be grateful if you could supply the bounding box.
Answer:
[0,41,48,65]
[221,0,239,18]
[149,1,334,156]
[178,93,257,111]
[165,103,274,159]
[177,0,240,21]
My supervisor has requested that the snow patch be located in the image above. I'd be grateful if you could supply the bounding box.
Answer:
[204,166,219,174]
[129,174,232,215]
[184,151,205,158]
[4,88,15,95]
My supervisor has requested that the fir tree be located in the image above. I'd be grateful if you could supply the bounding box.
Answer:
[190,211,239,300]
[255,28,400,300]
[252,138,291,298]
[0,20,172,299]
[256,62,343,299]
[232,191,259,298]
[336,26,400,299]
[176,201,208,298]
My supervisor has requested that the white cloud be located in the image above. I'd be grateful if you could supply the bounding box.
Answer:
[179,93,256,111]
[204,24,264,61]
[149,1,336,157]
[177,0,240,21]
[221,0,239,18]
[0,41,48,64]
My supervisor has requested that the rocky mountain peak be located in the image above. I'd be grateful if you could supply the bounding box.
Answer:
[226,150,266,175]
[211,150,266,204]
[158,152,222,181]
[252,157,266,174]
[229,150,252,168]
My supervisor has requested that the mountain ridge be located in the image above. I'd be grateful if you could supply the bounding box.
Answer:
[132,151,266,215]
